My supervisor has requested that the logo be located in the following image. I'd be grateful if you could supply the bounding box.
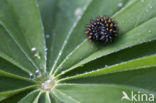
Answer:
[121,91,154,102]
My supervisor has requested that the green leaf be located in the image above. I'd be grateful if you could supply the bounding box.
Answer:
[0,89,34,103]
[55,84,156,103]
[0,57,29,78]
[54,0,156,76]
[40,0,91,74]
[52,0,129,75]
[0,0,46,73]
[59,54,156,80]
[18,90,40,103]
[53,89,79,103]
[61,67,156,92]
[49,92,61,103]
[38,92,51,103]
[0,22,35,74]
[56,16,156,78]
[0,76,36,96]
[114,0,156,33]
[0,95,9,102]
[38,0,57,73]
[59,40,156,78]
[38,0,57,34]
[1,0,156,103]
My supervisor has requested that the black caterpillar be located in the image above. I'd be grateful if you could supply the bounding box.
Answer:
[85,16,118,43]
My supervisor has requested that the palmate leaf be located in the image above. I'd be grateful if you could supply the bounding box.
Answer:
[55,83,156,103]
[0,0,156,103]
[54,0,156,77]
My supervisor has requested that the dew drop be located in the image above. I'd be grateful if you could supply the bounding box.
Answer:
[36,70,41,78]
[74,8,81,16]
[58,52,61,56]
[34,52,40,59]
[45,47,48,51]
[118,2,123,8]
[45,79,51,84]
[41,76,55,91]
[105,65,108,68]
[45,34,50,39]
[31,47,37,52]
[31,47,41,59]
[29,73,35,80]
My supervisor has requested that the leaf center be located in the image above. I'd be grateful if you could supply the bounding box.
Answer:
[41,75,56,91]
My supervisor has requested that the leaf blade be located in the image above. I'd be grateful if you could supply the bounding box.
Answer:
[56,84,156,103]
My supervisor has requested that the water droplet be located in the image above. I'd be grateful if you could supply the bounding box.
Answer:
[29,73,35,80]
[41,76,56,91]
[36,70,41,78]
[45,48,48,51]
[118,2,123,7]
[105,65,108,68]
[58,52,61,56]
[31,47,37,52]
[74,8,81,16]
[45,34,50,39]
[31,47,41,59]
[34,52,40,59]
[45,79,52,84]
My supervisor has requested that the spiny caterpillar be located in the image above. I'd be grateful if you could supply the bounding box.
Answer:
[85,16,118,43]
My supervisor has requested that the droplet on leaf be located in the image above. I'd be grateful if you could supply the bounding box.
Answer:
[118,2,123,7]
[29,73,35,80]
[45,47,48,51]
[41,76,55,91]
[36,70,41,78]
[105,65,108,68]
[31,47,36,52]
[31,47,41,59]
[45,34,50,39]
[75,8,82,16]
